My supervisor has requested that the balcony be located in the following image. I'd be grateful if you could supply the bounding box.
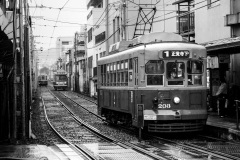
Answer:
[75,50,85,57]
[225,13,240,26]
[177,12,195,35]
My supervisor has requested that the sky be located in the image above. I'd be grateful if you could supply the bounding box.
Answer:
[29,0,88,67]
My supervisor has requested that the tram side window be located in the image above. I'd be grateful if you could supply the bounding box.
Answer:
[167,62,185,85]
[187,60,203,85]
[129,58,133,70]
[145,60,164,86]
[101,65,104,85]
[104,65,106,85]
[113,63,116,86]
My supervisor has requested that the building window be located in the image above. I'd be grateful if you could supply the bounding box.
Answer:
[62,41,69,45]
[207,0,220,8]
[95,31,105,44]
[88,28,93,42]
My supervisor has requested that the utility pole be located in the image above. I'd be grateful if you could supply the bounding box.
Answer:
[122,0,127,40]
[19,0,26,139]
[75,32,77,92]
[84,27,88,94]
[13,0,17,140]
[106,0,109,55]
[24,0,31,138]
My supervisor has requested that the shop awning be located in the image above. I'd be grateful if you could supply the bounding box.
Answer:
[201,36,240,52]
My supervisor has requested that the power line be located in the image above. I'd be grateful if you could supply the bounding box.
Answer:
[44,0,70,64]
[87,28,120,49]
[125,0,211,26]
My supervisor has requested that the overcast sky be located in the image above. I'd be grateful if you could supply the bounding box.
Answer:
[29,0,88,67]
[29,0,88,50]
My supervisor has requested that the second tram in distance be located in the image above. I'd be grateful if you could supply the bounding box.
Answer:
[53,69,68,91]
[38,74,48,86]
[97,32,208,133]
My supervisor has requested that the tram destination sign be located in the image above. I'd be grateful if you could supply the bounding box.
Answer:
[162,50,190,58]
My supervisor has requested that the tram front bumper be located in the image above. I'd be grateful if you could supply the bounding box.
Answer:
[143,109,208,120]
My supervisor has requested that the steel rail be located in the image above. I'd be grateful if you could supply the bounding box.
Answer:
[50,88,169,160]
[41,87,100,160]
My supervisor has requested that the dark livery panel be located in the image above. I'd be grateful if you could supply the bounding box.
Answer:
[97,32,208,133]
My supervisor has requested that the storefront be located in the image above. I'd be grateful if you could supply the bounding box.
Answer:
[202,36,240,110]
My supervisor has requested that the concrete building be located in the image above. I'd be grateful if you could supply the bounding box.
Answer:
[56,36,74,70]
[0,0,35,140]
[173,0,240,109]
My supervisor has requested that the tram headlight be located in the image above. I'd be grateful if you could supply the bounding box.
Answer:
[173,96,180,104]
[152,97,158,110]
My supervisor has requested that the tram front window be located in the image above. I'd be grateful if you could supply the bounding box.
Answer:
[167,62,184,85]
[145,60,164,86]
[187,60,203,85]
[56,75,67,81]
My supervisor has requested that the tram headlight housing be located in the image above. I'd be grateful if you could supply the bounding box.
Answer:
[173,96,180,104]
[152,97,158,110]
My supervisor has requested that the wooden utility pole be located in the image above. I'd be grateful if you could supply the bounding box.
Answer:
[19,0,26,139]
[75,32,77,92]
[13,0,17,140]
[106,0,109,55]
[122,0,127,40]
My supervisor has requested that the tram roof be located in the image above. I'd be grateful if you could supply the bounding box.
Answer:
[98,42,206,65]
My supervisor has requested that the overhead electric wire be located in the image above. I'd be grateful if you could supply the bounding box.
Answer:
[87,28,120,49]
[125,0,212,26]
[38,0,217,65]
[44,0,70,64]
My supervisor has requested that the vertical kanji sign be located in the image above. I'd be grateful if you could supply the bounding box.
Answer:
[0,63,2,77]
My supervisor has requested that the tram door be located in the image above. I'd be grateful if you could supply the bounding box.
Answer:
[134,58,138,87]
[132,58,139,127]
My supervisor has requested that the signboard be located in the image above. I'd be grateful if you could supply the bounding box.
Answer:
[218,54,230,63]
[207,56,219,68]
[0,63,2,78]
[162,50,190,58]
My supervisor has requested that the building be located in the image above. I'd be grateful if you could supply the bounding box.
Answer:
[0,0,35,140]
[56,36,74,70]
[173,0,240,109]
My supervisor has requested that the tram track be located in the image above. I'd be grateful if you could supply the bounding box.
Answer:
[42,86,167,160]
[57,89,240,160]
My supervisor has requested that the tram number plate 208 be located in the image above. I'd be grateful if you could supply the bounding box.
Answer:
[158,104,171,108]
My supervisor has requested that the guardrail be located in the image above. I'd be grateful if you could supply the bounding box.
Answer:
[235,100,240,130]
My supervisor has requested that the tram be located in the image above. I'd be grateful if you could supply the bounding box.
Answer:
[38,74,48,86]
[53,69,68,91]
[97,32,208,133]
